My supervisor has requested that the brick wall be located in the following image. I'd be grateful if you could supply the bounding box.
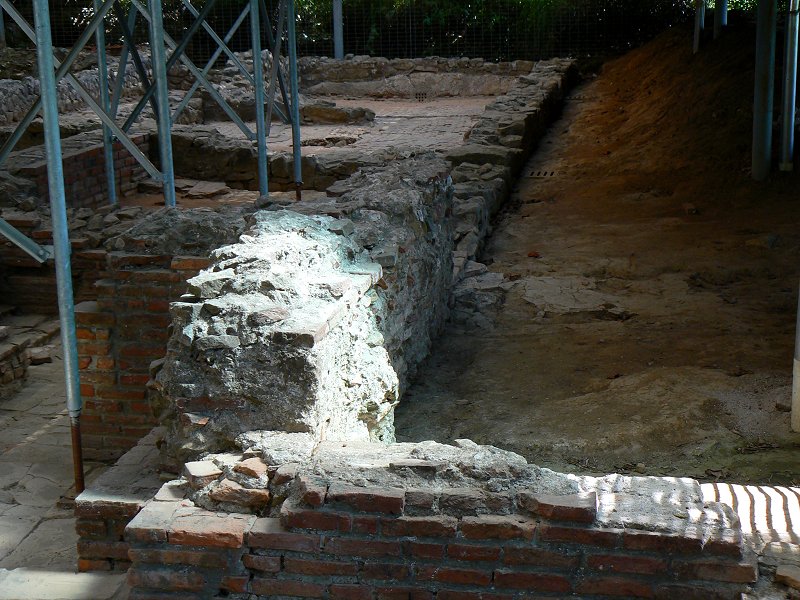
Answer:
[75,254,210,461]
[13,133,150,210]
[122,480,756,599]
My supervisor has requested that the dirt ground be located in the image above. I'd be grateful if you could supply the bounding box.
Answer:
[396,24,800,486]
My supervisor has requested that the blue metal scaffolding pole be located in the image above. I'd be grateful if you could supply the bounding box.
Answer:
[333,0,344,59]
[0,4,6,49]
[93,0,117,205]
[780,0,800,172]
[288,0,303,199]
[753,0,778,181]
[147,0,177,207]
[251,0,269,197]
[31,0,85,493]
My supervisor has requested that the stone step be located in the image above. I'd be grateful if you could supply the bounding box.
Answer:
[0,569,127,600]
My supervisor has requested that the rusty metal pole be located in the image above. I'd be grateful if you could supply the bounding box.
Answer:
[32,0,85,494]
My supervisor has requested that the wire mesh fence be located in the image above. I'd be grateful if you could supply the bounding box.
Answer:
[0,0,769,64]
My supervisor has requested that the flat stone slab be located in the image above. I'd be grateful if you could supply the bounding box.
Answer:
[0,569,126,600]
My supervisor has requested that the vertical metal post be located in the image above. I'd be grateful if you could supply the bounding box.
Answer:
[714,0,726,39]
[31,0,84,494]
[250,0,268,198]
[792,281,800,431]
[781,0,800,171]
[693,0,705,54]
[147,0,176,206]
[0,5,6,49]
[93,0,116,205]
[753,0,778,181]
[333,0,344,59]
[288,0,302,200]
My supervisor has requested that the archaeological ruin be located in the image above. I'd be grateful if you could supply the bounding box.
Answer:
[3,1,800,599]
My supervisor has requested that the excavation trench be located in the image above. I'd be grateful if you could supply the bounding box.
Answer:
[397,26,800,486]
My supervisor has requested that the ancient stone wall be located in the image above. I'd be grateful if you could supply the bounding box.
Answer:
[298,56,536,99]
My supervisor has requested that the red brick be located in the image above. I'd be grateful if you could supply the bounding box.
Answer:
[243,554,281,573]
[284,557,359,576]
[416,565,491,586]
[588,554,668,575]
[503,546,579,569]
[539,525,621,548]
[298,475,327,507]
[518,491,597,524]
[382,515,458,538]
[437,593,514,600]
[361,561,411,581]
[327,483,405,514]
[167,511,250,549]
[460,515,536,541]
[439,488,485,515]
[247,517,320,552]
[330,584,373,600]
[221,576,249,593]
[171,256,212,271]
[127,567,206,592]
[403,540,444,560]
[323,537,402,558]
[251,578,326,598]
[576,577,654,597]
[78,558,111,572]
[281,503,351,532]
[128,548,227,569]
[447,543,501,562]
[654,584,742,600]
[493,569,572,592]
[353,516,380,535]
[672,559,758,583]
[623,530,703,554]
[80,383,95,397]
[374,587,433,600]
[76,519,108,540]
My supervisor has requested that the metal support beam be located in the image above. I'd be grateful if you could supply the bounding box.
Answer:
[94,0,116,205]
[0,4,6,49]
[714,0,728,39]
[288,0,303,199]
[31,0,84,493]
[0,218,52,263]
[147,0,176,206]
[693,0,705,54]
[333,0,344,59]
[251,0,268,197]
[110,6,138,118]
[129,0,255,140]
[260,0,293,123]
[781,0,800,171]
[265,0,287,134]
[753,0,778,181]
[173,2,252,124]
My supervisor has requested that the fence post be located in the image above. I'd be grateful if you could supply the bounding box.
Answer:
[333,0,343,59]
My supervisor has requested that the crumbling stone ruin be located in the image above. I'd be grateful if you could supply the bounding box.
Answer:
[0,37,764,598]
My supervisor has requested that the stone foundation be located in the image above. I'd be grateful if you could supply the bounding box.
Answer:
[119,439,755,599]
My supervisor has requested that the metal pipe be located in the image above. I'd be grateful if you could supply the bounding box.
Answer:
[714,0,724,39]
[721,0,729,26]
[260,0,292,123]
[110,6,137,118]
[93,0,116,205]
[124,0,218,129]
[287,0,302,200]
[31,0,84,490]
[753,0,778,181]
[0,5,6,49]
[265,0,286,134]
[693,0,704,54]
[780,0,800,171]
[70,417,85,494]
[147,0,176,206]
[333,0,343,59]
[0,217,52,263]
[173,3,251,125]
[251,0,268,198]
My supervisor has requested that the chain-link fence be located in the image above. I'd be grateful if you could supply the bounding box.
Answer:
[0,0,769,63]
